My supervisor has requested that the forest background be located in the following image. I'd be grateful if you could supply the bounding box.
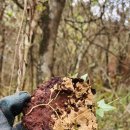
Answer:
[0,0,130,129]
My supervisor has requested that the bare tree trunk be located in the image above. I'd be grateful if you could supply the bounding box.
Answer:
[106,37,110,75]
[37,0,66,83]
[16,0,38,91]
[104,37,111,88]
[0,1,6,87]
[0,29,5,87]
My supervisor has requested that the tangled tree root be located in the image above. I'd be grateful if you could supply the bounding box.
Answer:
[22,77,97,130]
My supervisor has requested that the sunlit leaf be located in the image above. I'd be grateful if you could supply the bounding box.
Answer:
[69,73,78,78]
[96,108,104,117]
[36,4,46,12]
[97,99,116,112]
[80,74,88,81]
[92,0,98,5]
[7,11,13,17]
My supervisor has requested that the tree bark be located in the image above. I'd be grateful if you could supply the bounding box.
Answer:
[37,0,66,83]
[0,1,6,87]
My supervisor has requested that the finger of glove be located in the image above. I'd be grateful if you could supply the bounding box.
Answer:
[0,91,30,126]
[1,91,30,115]
[9,91,31,115]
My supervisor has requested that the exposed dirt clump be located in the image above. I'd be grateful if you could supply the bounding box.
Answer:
[22,77,97,130]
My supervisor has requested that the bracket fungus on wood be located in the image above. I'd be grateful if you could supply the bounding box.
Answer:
[22,77,97,130]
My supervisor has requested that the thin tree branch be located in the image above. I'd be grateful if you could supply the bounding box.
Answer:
[12,0,24,9]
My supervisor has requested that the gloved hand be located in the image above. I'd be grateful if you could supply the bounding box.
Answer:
[0,91,31,130]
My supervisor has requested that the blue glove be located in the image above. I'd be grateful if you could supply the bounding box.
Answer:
[0,91,30,130]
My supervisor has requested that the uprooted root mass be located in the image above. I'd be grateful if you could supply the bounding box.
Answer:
[22,77,97,130]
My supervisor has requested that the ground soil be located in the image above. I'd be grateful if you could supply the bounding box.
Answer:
[22,77,97,130]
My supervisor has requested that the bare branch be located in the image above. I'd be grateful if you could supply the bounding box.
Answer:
[12,0,24,9]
